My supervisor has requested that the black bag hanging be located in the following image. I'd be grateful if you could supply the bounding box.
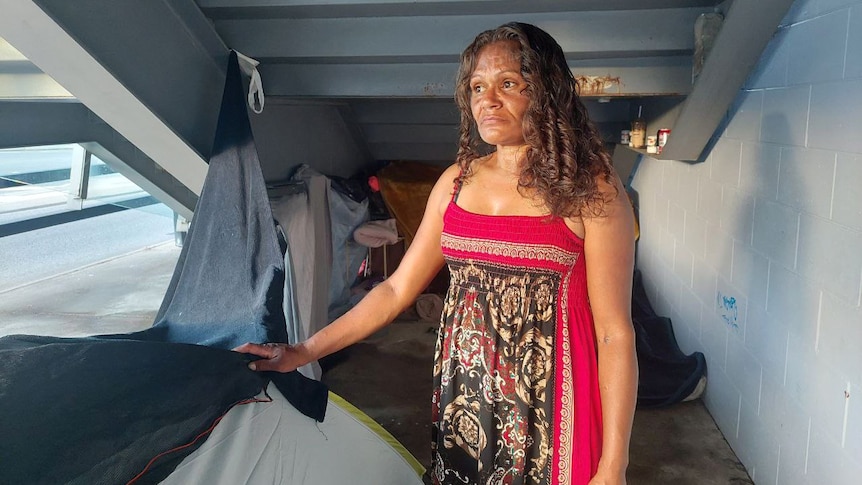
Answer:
[139,50,288,350]
[631,270,707,408]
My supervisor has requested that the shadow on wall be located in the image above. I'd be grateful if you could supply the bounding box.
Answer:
[704,103,819,482]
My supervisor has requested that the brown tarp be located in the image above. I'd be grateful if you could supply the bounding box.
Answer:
[376,161,446,247]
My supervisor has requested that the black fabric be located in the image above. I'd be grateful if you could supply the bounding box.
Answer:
[632,270,707,408]
[135,51,287,351]
[0,335,264,485]
[0,52,328,484]
[0,335,328,485]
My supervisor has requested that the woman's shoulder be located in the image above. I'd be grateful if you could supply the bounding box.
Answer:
[565,172,627,236]
[433,153,495,204]
[434,163,462,192]
[440,162,462,179]
[425,163,463,216]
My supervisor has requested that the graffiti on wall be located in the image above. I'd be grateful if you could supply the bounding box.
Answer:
[716,291,739,330]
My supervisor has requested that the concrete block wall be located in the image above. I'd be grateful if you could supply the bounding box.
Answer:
[630,1,862,483]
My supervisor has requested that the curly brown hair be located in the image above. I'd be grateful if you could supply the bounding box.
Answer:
[454,22,617,218]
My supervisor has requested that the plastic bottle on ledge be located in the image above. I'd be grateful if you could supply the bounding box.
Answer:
[631,105,646,149]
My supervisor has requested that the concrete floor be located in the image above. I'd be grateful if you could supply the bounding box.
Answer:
[323,317,754,484]
[0,242,753,484]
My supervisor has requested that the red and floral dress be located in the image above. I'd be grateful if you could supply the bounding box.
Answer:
[431,189,603,485]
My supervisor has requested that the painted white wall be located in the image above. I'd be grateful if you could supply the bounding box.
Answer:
[250,102,370,181]
[631,0,862,483]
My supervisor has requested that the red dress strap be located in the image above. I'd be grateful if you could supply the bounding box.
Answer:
[451,169,463,204]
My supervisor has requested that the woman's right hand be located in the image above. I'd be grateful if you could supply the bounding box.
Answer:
[232,342,313,373]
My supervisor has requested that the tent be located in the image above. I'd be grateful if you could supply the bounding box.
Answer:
[162,389,423,484]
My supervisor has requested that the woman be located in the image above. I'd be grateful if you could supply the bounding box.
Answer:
[236,22,637,485]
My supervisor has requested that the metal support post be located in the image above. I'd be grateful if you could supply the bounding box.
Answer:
[66,144,91,210]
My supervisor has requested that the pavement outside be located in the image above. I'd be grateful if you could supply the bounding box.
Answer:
[0,242,753,484]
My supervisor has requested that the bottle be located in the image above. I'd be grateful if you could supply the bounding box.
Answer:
[631,105,646,149]
[657,128,671,154]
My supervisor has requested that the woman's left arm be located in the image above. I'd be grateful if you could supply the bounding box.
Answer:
[582,176,638,485]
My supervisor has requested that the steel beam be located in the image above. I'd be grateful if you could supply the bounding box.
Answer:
[0,101,90,148]
[0,101,197,218]
[659,0,797,161]
[81,141,196,220]
[0,73,73,99]
[0,0,227,197]
[214,8,707,59]
[0,38,73,99]
[199,0,720,19]
[261,60,693,98]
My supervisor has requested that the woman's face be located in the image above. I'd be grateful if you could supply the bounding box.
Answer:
[469,41,530,148]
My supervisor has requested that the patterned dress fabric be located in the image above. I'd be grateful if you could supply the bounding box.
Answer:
[431,191,603,485]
